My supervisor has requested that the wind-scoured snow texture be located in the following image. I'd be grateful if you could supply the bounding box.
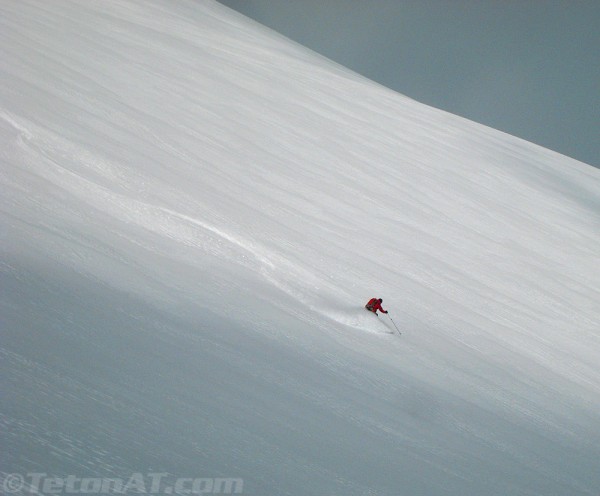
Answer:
[1,1,600,495]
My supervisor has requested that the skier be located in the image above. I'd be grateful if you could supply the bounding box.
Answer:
[365,297,387,315]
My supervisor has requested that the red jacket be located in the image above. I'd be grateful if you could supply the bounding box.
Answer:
[366,298,387,314]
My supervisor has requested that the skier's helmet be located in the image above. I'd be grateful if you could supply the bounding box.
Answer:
[378,298,383,302]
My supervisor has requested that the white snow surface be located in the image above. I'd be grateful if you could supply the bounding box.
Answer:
[1,1,600,495]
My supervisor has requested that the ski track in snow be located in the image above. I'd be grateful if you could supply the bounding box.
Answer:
[1,1,600,495]
[1,108,366,329]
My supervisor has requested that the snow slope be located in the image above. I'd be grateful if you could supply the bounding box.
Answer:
[1,1,600,494]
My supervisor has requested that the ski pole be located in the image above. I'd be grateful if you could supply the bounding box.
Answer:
[388,314,401,335]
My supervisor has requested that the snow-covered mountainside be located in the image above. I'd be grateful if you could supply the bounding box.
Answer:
[2,1,599,495]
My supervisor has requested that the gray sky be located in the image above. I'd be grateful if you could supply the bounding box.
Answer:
[218,0,599,168]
